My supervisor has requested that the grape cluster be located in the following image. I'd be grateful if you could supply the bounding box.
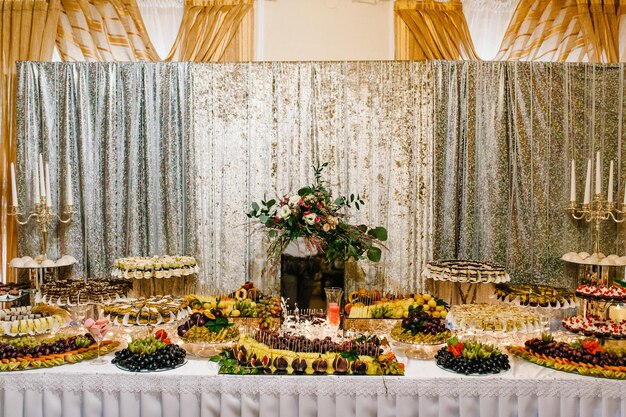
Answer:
[112,344,186,372]
[401,310,447,335]
[435,349,510,375]
[0,334,94,360]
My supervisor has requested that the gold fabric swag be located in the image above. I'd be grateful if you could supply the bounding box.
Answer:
[1,0,61,280]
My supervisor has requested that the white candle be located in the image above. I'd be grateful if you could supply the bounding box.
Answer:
[609,305,626,323]
[44,163,51,207]
[570,160,576,202]
[38,154,46,198]
[66,163,73,206]
[584,159,592,204]
[10,163,18,207]
[33,166,40,204]
[608,160,614,203]
[595,151,601,195]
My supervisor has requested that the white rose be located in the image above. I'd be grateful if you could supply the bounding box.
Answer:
[304,213,317,225]
[289,194,301,206]
[279,205,291,219]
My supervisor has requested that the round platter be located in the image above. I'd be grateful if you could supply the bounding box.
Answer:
[436,362,509,376]
[114,359,187,373]
[391,338,446,359]
[180,341,235,358]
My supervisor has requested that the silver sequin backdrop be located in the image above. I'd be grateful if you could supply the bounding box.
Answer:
[16,61,626,292]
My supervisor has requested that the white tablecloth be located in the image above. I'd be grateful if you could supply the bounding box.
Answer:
[0,355,624,417]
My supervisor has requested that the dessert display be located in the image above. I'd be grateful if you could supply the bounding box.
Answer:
[494,283,576,308]
[575,284,626,301]
[561,252,626,266]
[112,255,198,279]
[447,304,541,333]
[0,334,119,371]
[390,306,451,344]
[210,331,404,375]
[424,259,510,284]
[103,295,191,325]
[507,333,626,379]
[0,305,70,337]
[0,283,28,302]
[177,311,240,343]
[36,279,132,305]
[435,337,510,375]
[562,316,626,339]
[112,330,187,372]
[346,290,449,319]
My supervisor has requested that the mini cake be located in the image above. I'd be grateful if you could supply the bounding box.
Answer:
[112,255,198,279]
[104,295,191,325]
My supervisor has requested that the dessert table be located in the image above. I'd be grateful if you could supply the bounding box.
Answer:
[0,354,623,417]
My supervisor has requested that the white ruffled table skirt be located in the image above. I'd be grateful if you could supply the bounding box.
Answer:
[0,356,624,417]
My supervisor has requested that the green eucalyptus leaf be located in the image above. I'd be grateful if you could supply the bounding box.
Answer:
[367,247,382,262]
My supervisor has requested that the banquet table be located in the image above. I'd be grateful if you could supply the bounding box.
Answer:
[0,354,623,417]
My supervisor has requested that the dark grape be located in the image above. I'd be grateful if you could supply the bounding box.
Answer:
[112,344,187,372]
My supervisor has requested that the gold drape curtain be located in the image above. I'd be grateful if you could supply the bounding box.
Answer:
[56,0,159,61]
[394,0,479,60]
[1,0,60,280]
[496,0,623,62]
[166,0,254,62]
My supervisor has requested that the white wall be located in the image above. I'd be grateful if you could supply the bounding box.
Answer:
[257,0,394,61]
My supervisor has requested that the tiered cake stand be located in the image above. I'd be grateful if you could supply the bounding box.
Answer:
[423,259,511,304]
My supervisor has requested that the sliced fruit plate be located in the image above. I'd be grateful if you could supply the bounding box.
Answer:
[0,334,119,371]
[210,342,404,376]
[435,337,510,375]
[111,330,187,372]
[389,306,451,345]
[507,333,626,380]
[177,311,240,344]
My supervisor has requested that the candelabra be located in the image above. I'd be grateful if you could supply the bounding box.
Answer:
[8,199,75,259]
[567,194,626,255]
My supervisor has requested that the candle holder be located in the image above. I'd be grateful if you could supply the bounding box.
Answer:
[567,194,626,254]
[8,198,75,259]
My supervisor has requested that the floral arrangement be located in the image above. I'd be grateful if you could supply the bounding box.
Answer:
[247,163,388,270]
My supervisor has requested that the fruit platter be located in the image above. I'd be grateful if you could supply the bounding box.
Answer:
[112,329,187,372]
[210,330,404,375]
[177,311,240,343]
[188,282,282,331]
[507,333,626,379]
[0,305,70,337]
[494,283,576,309]
[435,337,510,375]
[389,305,451,359]
[0,334,119,371]
[346,290,448,320]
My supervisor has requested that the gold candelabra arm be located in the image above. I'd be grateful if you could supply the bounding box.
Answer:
[56,205,75,224]
[8,206,39,225]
